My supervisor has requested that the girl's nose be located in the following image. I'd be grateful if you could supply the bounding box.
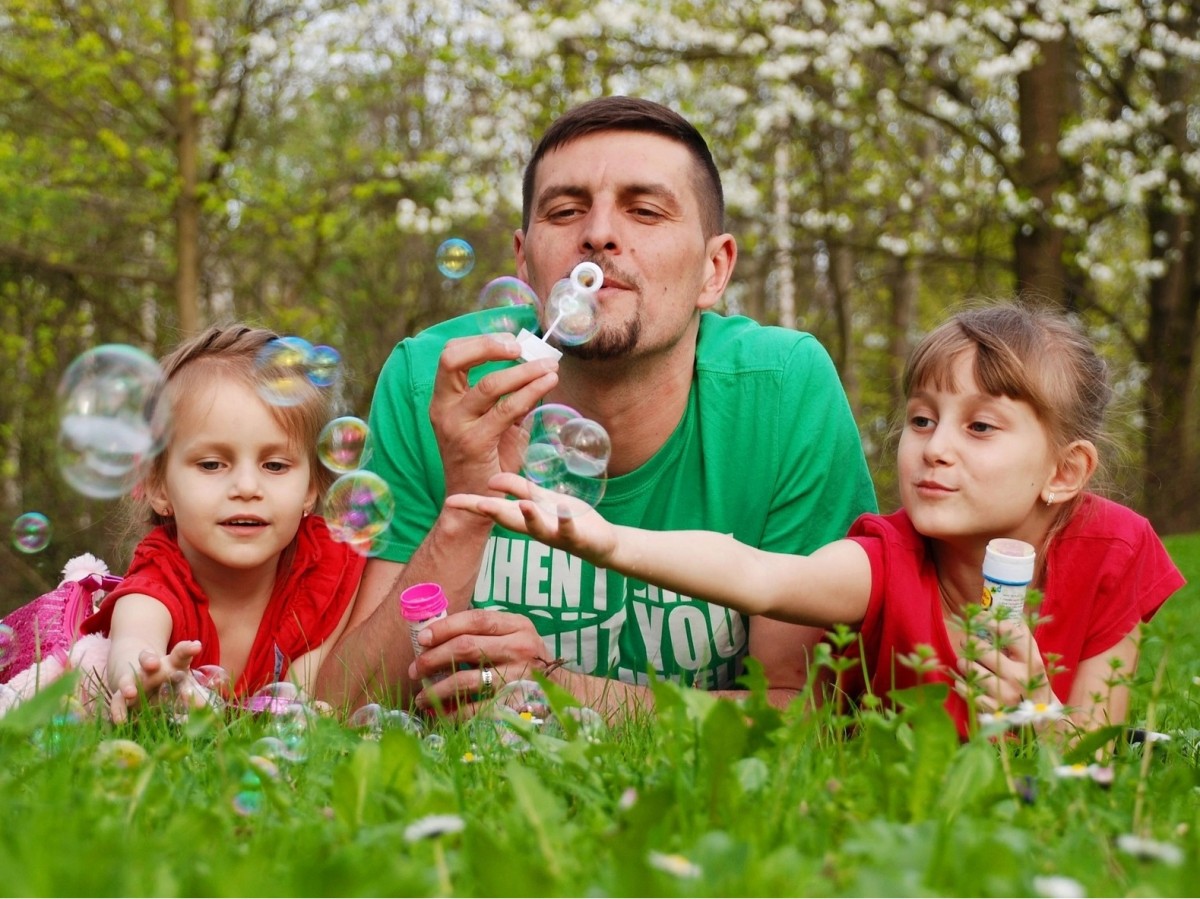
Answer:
[229,463,264,498]
[922,423,954,465]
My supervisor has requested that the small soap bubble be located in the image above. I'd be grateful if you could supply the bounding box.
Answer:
[245,681,302,716]
[436,238,475,279]
[543,279,600,346]
[11,512,51,554]
[348,702,385,736]
[423,733,446,754]
[493,680,552,720]
[307,344,342,388]
[317,417,373,473]
[476,276,540,335]
[232,789,264,816]
[255,336,315,407]
[323,471,395,547]
[564,706,607,741]
[57,344,169,499]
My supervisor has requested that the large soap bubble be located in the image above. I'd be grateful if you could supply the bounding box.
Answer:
[519,404,609,515]
[56,344,169,499]
[476,276,540,336]
[322,470,395,550]
[317,417,373,473]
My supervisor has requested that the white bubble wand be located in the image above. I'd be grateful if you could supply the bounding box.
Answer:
[517,262,603,362]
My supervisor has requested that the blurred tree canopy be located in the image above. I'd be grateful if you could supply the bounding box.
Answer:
[1,0,1197,606]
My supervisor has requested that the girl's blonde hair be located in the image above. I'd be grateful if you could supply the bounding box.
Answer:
[136,324,336,532]
[903,301,1114,523]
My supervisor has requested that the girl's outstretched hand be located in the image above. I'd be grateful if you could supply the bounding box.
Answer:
[445,471,618,567]
[109,639,203,724]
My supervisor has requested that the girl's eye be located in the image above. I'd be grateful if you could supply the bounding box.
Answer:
[264,461,289,473]
[968,421,996,434]
[198,460,222,471]
[910,415,934,429]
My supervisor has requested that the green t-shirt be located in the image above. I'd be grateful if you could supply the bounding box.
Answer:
[366,309,877,689]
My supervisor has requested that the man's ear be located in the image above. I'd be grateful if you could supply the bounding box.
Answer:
[696,233,737,311]
[1044,440,1098,504]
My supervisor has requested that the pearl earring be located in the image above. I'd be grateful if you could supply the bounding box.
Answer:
[1045,492,1056,506]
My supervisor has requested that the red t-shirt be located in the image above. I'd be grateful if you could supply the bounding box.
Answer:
[842,494,1184,735]
[82,516,366,696]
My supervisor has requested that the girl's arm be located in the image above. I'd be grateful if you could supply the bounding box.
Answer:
[1065,632,1139,730]
[446,472,874,628]
[106,593,201,723]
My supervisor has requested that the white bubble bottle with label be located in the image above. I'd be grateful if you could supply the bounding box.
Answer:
[981,538,1036,617]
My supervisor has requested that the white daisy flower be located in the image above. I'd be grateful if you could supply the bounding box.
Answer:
[648,851,701,878]
[404,814,465,843]
[1033,874,1087,897]
[1116,834,1184,866]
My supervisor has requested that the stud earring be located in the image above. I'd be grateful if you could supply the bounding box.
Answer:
[1045,492,1056,506]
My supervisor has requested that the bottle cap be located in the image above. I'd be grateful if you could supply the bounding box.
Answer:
[982,538,1036,586]
[399,582,448,621]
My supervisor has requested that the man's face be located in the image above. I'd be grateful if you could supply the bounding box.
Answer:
[515,130,732,361]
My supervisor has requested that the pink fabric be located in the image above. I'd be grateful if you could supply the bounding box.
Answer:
[82,516,365,696]
[841,494,1185,736]
[0,573,120,683]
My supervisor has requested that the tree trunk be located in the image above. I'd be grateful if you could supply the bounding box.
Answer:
[171,0,201,335]
[1015,39,1068,304]
[773,141,797,331]
[1140,65,1200,533]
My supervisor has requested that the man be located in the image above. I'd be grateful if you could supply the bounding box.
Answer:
[315,96,876,716]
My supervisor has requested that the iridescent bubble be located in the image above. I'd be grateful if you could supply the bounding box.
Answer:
[93,738,149,771]
[322,471,395,545]
[317,417,373,473]
[11,512,51,554]
[564,706,607,742]
[423,733,446,754]
[255,336,315,407]
[558,418,611,477]
[0,624,16,665]
[56,344,169,499]
[493,679,552,720]
[518,405,609,515]
[476,276,540,336]
[245,681,302,715]
[543,279,599,346]
[348,702,386,737]
[307,344,342,388]
[436,238,475,279]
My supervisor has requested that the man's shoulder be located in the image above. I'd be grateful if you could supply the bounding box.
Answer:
[696,312,822,364]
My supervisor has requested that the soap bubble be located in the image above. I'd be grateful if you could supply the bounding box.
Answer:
[493,679,552,720]
[322,471,395,548]
[56,344,169,499]
[519,405,609,514]
[558,418,611,477]
[476,276,540,336]
[542,279,600,346]
[317,417,373,473]
[11,512,51,554]
[255,336,315,407]
[436,238,475,279]
[307,344,342,388]
[245,681,303,716]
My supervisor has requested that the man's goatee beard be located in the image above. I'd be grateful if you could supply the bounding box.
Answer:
[560,320,640,361]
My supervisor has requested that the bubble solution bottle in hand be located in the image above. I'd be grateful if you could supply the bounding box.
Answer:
[981,538,1036,618]
[400,582,449,682]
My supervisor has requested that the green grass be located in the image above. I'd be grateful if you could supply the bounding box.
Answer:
[1,534,1198,897]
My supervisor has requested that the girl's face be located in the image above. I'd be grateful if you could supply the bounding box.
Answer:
[898,349,1059,549]
[150,374,317,585]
